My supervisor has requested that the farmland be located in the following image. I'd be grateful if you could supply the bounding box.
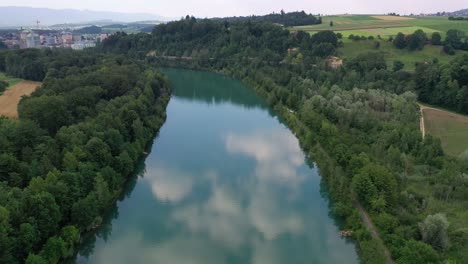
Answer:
[421,104,468,156]
[291,15,468,71]
[291,15,468,39]
[0,81,41,118]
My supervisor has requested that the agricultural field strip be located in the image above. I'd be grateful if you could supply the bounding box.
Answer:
[0,81,41,118]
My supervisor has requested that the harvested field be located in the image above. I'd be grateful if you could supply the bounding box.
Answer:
[0,81,41,118]
[372,15,414,21]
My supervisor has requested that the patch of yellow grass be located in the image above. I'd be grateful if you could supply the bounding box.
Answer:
[372,16,414,21]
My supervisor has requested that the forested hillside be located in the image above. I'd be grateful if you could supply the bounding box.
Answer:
[100,17,468,263]
[0,49,170,263]
[214,10,322,27]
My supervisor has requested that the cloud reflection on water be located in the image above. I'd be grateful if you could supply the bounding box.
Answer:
[87,128,355,264]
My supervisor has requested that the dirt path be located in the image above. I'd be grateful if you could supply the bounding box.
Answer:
[0,81,41,118]
[419,103,426,139]
[354,201,395,264]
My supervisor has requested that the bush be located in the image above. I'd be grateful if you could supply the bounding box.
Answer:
[419,214,450,251]
[443,44,456,55]
[393,60,405,71]
[397,240,439,264]
[360,238,387,264]
[0,81,7,94]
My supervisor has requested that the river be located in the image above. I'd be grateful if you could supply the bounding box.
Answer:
[75,68,359,264]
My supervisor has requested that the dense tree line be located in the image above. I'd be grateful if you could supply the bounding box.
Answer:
[393,28,468,54]
[213,10,321,27]
[99,18,468,263]
[415,54,468,113]
[0,49,170,263]
[448,16,468,21]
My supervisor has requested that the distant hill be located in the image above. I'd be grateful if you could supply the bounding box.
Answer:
[449,8,468,16]
[0,6,167,27]
[432,8,468,16]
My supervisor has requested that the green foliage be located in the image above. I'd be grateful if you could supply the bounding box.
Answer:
[359,238,387,264]
[220,10,322,27]
[431,32,442,45]
[0,50,170,263]
[419,214,450,251]
[445,29,465,50]
[407,29,427,51]
[393,32,407,49]
[393,60,405,71]
[397,240,439,264]
[0,80,7,94]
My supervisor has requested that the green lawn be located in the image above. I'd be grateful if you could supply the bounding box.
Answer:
[0,72,22,87]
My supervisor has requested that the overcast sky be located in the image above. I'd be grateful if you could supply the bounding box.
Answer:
[1,0,468,18]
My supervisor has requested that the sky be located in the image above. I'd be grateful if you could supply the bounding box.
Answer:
[1,0,468,18]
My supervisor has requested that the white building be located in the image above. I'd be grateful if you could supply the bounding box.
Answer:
[71,41,96,50]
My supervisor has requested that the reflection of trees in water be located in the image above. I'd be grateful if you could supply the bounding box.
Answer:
[163,68,270,110]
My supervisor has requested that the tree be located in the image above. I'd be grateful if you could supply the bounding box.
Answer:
[443,44,456,55]
[407,29,427,50]
[0,206,13,263]
[23,192,62,242]
[18,223,39,258]
[431,32,442,45]
[393,32,407,49]
[445,29,465,49]
[39,236,66,264]
[60,226,80,258]
[352,163,397,210]
[398,240,439,264]
[25,254,48,264]
[419,214,450,251]
[0,81,7,94]
[310,30,338,47]
[18,95,72,134]
[329,21,334,27]
[393,60,405,71]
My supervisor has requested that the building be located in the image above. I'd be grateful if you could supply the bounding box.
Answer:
[19,30,30,49]
[73,34,82,42]
[61,32,73,45]
[44,36,57,46]
[26,33,40,48]
[71,41,96,50]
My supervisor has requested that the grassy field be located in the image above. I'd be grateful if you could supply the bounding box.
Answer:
[338,40,467,71]
[295,15,468,71]
[422,105,468,156]
[291,15,468,39]
[0,72,23,87]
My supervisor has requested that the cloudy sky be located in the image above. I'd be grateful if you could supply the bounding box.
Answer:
[1,0,467,17]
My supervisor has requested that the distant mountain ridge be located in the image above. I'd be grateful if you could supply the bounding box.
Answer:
[449,8,468,16]
[0,6,167,27]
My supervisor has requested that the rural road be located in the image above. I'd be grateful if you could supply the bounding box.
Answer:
[354,201,395,264]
